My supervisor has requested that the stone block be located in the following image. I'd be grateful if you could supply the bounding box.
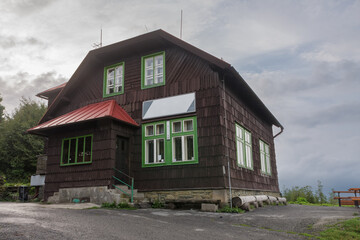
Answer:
[201,203,218,212]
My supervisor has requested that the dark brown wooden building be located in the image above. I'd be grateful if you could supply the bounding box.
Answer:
[28,30,283,204]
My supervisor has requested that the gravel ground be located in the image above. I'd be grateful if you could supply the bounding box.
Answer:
[0,202,359,240]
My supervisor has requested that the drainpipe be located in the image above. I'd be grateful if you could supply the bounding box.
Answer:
[221,77,232,208]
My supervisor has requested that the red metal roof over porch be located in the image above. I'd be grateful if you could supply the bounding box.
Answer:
[28,100,138,134]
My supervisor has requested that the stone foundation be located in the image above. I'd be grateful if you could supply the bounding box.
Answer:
[143,188,280,205]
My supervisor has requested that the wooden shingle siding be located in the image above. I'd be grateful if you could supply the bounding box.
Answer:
[219,80,279,192]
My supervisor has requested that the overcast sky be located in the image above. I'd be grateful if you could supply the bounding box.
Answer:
[1,0,359,195]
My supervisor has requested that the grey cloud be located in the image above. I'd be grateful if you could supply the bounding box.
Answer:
[0,35,45,49]
[294,102,360,127]
[0,71,66,115]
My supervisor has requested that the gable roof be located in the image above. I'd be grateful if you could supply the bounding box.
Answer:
[28,100,138,135]
[36,82,67,100]
[38,29,282,129]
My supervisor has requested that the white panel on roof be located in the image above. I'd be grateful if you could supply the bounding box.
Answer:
[142,92,196,119]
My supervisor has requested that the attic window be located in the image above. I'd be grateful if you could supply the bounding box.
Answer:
[103,62,124,97]
[141,51,165,89]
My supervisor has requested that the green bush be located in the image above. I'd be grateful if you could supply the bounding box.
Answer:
[151,200,164,208]
[101,201,136,210]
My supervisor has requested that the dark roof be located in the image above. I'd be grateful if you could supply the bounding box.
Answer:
[36,82,67,100]
[28,100,138,135]
[38,29,282,128]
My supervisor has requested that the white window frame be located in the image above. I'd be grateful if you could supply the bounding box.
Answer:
[260,140,271,175]
[235,123,253,170]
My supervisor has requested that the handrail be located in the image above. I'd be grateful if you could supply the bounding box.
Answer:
[112,168,134,203]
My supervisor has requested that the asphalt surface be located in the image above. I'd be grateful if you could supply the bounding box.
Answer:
[0,202,359,240]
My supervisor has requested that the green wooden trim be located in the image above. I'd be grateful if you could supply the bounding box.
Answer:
[103,62,125,98]
[259,139,271,176]
[235,123,253,170]
[142,116,198,168]
[60,134,93,166]
[141,51,165,89]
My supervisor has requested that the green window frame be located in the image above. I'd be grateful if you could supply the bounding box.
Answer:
[61,134,93,166]
[259,140,271,175]
[141,51,165,89]
[235,123,253,170]
[142,116,198,167]
[103,62,125,97]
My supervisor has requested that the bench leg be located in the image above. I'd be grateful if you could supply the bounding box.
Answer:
[355,200,359,208]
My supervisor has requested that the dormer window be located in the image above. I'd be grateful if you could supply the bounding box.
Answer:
[141,51,165,89]
[103,62,124,97]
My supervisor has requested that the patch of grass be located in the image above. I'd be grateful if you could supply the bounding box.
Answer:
[151,200,164,208]
[101,201,137,210]
[318,217,360,240]
[217,206,245,213]
[353,212,359,216]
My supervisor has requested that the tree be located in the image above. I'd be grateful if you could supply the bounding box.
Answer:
[0,97,46,182]
[316,180,326,204]
[0,94,4,122]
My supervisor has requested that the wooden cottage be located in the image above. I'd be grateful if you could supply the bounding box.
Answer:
[28,30,283,205]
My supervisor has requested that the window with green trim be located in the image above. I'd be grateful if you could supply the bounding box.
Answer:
[103,62,124,97]
[61,135,93,166]
[142,117,198,167]
[235,123,253,170]
[141,52,165,89]
[260,140,271,175]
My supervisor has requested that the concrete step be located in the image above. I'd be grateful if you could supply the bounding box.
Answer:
[113,185,138,195]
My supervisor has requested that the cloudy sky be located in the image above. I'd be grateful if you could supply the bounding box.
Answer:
[1,0,359,195]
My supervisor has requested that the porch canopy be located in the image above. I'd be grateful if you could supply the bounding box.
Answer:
[28,100,138,136]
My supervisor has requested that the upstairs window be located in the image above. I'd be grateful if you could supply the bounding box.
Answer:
[235,123,253,170]
[260,140,271,175]
[103,62,124,97]
[61,135,93,166]
[141,52,165,89]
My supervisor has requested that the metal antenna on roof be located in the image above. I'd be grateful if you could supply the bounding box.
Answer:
[145,25,149,32]
[180,9,183,39]
[92,27,103,49]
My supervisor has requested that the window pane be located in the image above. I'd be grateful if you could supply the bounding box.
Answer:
[107,68,115,79]
[156,67,163,75]
[184,120,193,131]
[156,124,164,135]
[145,58,153,68]
[146,78,153,86]
[173,137,182,161]
[155,55,163,66]
[237,140,244,166]
[245,131,251,143]
[184,135,194,160]
[156,139,164,162]
[173,121,181,133]
[115,66,122,77]
[245,145,252,168]
[109,87,114,94]
[236,126,243,139]
[84,136,92,162]
[77,137,84,163]
[146,69,153,77]
[62,139,69,164]
[260,152,266,172]
[265,144,269,154]
[146,140,154,163]
[266,157,271,174]
[146,125,154,136]
[69,139,76,164]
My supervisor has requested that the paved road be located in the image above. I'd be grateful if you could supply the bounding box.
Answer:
[0,202,359,240]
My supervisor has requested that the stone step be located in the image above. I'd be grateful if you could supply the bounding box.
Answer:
[113,185,138,195]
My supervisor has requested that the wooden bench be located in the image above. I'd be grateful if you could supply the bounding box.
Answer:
[333,189,359,207]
